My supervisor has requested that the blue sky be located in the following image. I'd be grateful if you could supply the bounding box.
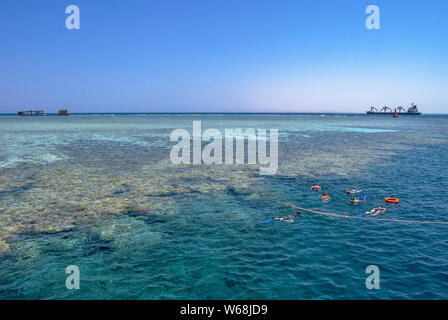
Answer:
[0,0,447,113]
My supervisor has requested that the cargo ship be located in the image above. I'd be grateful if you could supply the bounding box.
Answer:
[367,103,421,115]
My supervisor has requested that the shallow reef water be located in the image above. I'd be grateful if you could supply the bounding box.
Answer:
[0,114,447,299]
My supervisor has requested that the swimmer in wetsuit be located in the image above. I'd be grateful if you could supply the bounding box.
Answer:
[364,205,387,216]
[272,211,301,223]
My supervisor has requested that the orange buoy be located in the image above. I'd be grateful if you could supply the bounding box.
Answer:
[384,197,399,204]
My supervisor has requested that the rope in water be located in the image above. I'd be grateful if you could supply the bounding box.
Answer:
[280,203,448,225]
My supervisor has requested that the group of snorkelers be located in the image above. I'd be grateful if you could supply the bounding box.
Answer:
[347,188,393,216]
[268,185,394,223]
[312,185,332,202]
[347,188,366,206]
[314,185,392,217]
[311,185,331,202]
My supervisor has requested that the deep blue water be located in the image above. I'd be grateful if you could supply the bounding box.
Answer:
[0,114,447,299]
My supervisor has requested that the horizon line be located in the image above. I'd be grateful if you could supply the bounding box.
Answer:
[1,112,447,116]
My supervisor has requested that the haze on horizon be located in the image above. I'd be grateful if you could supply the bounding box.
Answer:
[0,0,447,114]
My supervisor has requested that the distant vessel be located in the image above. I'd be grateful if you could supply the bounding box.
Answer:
[367,103,421,115]
[18,110,44,116]
[18,109,69,116]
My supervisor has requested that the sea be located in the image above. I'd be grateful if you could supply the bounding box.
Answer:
[0,113,447,299]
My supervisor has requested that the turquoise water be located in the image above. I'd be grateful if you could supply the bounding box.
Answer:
[0,114,447,299]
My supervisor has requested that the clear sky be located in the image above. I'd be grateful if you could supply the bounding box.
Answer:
[0,0,447,113]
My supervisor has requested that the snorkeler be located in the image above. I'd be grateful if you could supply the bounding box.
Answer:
[272,211,301,223]
[346,189,362,194]
[350,198,360,205]
[311,185,321,191]
[320,193,331,202]
[364,206,387,216]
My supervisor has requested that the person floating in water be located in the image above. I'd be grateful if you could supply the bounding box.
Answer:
[346,189,362,194]
[364,206,387,217]
[350,198,360,206]
[272,211,301,223]
[311,185,321,191]
[320,193,331,202]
